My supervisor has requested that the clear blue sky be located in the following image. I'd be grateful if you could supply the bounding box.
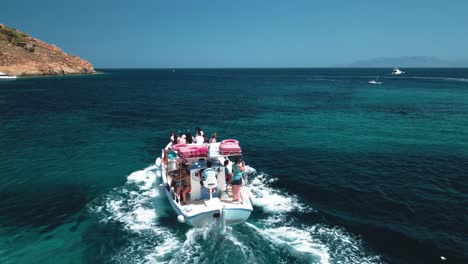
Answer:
[2,0,467,68]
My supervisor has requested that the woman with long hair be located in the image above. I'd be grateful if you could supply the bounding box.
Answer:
[231,156,245,203]
[176,163,191,205]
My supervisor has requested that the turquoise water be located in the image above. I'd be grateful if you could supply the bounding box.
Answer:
[0,69,467,263]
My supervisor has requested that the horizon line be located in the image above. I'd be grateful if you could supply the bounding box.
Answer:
[94,66,468,70]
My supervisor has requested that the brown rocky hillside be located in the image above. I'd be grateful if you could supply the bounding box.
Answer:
[0,24,95,76]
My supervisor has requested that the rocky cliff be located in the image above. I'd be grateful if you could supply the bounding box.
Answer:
[0,24,95,76]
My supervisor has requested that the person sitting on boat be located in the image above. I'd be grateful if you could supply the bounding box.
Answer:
[176,163,191,205]
[200,161,218,200]
[232,156,245,203]
[209,132,218,143]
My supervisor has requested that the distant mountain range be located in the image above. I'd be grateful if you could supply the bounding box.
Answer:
[344,56,468,67]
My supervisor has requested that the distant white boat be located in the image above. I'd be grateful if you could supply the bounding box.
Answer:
[368,76,382,85]
[391,67,405,75]
[0,71,17,80]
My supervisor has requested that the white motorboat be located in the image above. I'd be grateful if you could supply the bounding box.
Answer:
[0,71,17,80]
[368,80,382,85]
[368,77,382,85]
[391,67,405,75]
[155,139,253,227]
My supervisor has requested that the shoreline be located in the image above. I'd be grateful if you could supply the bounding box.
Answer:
[13,71,104,79]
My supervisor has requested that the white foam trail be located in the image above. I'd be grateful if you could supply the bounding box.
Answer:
[91,168,162,232]
[244,165,256,174]
[242,170,333,263]
[243,168,382,263]
[246,222,330,264]
[170,226,210,263]
[127,168,157,191]
[90,164,382,263]
[246,220,383,264]
[306,75,468,83]
[90,165,184,264]
[405,76,468,83]
[142,232,183,264]
[246,171,310,213]
[311,225,384,263]
[167,223,258,264]
[110,227,182,264]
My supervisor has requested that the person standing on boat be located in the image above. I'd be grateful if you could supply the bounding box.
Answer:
[173,165,184,201]
[232,156,245,203]
[195,127,204,137]
[178,134,186,144]
[194,131,204,145]
[177,163,191,205]
[176,131,185,144]
[170,131,177,145]
[209,132,218,143]
[185,130,193,144]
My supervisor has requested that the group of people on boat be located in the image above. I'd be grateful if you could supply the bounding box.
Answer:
[167,128,246,205]
[170,156,245,205]
[164,131,245,205]
[170,127,218,146]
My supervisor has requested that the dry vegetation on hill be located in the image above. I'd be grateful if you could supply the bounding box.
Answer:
[0,24,95,76]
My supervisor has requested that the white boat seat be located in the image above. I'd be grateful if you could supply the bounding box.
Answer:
[202,168,218,199]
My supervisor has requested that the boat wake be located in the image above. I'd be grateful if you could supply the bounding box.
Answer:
[306,75,468,83]
[88,165,383,264]
[244,167,382,264]
[88,166,183,263]
[403,76,468,83]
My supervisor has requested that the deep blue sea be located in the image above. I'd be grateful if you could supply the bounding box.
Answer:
[0,68,467,264]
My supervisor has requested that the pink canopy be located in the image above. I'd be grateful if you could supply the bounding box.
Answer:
[171,143,187,151]
[178,146,208,158]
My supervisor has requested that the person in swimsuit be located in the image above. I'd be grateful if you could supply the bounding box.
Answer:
[231,156,245,203]
[175,164,191,205]
[179,164,191,205]
[209,132,217,143]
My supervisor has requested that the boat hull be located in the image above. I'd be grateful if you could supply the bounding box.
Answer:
[223,207,252,225]
[181,206,253,227]
[162,184,252,227]
[0,76,17,81]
